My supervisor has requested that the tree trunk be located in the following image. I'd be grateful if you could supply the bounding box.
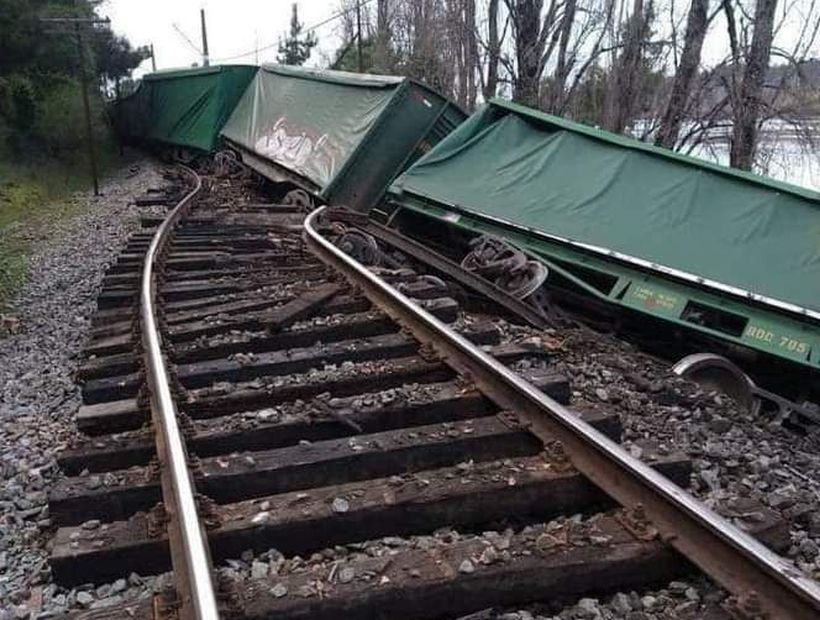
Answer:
[374,0,391,72]
[484,0,501,100]
[452,0,467,106]
[655,0,708,148]
[729,0,778,170]
[463,0,478,109]
[377,0,389,35]
[550,0,577,112]
[602,0,652,133]
[509,0,545,106]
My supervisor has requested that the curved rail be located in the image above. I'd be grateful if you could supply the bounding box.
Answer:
[141,167,219,619]
[304,205,820,620]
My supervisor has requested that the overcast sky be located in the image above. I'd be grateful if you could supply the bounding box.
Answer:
[98,0,344,76]
[99,0,818,77]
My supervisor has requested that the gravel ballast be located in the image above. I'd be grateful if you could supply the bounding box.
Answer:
[483,317,820,618]
[552,326,820,579]
[3,176,818,619]
[0,158,163,617]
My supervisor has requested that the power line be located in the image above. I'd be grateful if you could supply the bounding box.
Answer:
[39,16,110,23]
[210,0,376,63]
[172,22,202,55]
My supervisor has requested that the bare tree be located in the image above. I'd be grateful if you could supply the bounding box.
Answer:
[505,0,561,106]
[329,0,818,177]
[392,1,456,93]
[726,0,779,169]
[463,0,479,108]
[373,0,394,72]
[444,0,479,108]
[601,0,655,132]
[655,0,709,148]
[483,0,502,99]
[549,0,578,108]
[557,0,618,116]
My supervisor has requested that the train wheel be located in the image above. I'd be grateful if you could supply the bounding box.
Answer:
[283,189,313,211]
[494,260,549,300]
[335,230,381,266]
[672,353,760,414]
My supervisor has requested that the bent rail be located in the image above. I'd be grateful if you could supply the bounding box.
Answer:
[304,205,820,620]
[141,167,219,620]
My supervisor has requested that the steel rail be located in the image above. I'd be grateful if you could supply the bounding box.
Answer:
[355,217,551,329]
[141,167,220,620]
[304,205,820,620]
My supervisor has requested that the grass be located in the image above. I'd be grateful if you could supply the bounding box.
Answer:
[0,145,119,310]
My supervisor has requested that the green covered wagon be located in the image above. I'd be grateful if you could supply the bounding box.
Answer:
[388,98,820,395]
[220,64,466,211]
[112,65,258,153]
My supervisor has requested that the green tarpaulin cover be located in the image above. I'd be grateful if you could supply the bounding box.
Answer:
[220,65,404,190]
[112,65,257,152]
[391,99,820,312]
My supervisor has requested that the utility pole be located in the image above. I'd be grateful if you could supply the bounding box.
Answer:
[74,22,99,196]
[150,43,157,72]
[40,15,109,197]
[200,8,210,67]
[356,0,363,72]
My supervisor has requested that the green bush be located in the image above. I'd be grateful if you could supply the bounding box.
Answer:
[0,73,113,160]
[0,74,38,151]
[36,79,87,156]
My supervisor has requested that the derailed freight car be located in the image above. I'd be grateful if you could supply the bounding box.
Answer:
[220,64,466,211]
[111,65,258,154]
[387,98,820,410]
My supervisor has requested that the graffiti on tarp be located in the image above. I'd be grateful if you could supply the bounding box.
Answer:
[254,117,339,185]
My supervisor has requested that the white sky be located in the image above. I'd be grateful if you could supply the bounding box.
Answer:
[99,0,818,78]
[98,0,344,77]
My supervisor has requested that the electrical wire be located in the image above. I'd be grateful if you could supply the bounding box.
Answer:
[209,0,375,63]
[172,23,203,55]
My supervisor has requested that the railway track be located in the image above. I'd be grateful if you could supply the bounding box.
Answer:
[49,167,820,619]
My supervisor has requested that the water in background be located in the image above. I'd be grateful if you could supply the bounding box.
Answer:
[688,119,820,192]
